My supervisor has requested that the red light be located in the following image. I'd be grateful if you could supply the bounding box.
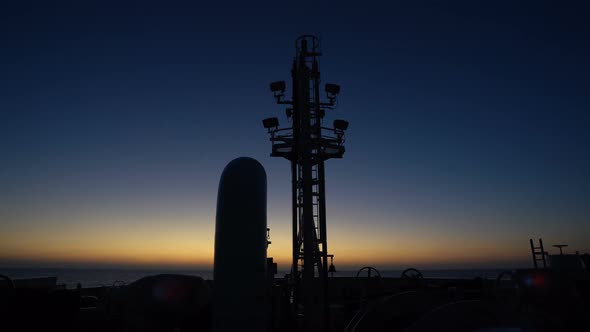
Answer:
[153,279,185,302]
[532,274,545,287]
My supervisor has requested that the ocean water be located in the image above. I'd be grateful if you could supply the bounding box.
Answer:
[1,267,511,289]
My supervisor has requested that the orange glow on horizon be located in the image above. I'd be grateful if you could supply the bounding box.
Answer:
[1,214,534,269]
[1,230,529,270]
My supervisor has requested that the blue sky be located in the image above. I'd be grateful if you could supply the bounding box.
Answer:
[1,0,589,269]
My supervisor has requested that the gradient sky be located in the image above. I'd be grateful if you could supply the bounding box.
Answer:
[1,1,589,270]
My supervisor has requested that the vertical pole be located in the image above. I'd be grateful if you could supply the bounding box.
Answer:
[530,238,538,269]
[300,40,318,331]
[291,161,298,289]
[539,238,546,268]
[312,54,330,329]
[318,160,329,329]
[291,58,300,286]
[289,56,303,326]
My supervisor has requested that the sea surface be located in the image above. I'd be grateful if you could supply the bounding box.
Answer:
[1,267,513,289]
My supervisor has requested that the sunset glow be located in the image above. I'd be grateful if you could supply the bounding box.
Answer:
[1,1,589,271]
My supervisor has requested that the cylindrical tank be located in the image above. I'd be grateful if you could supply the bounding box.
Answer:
[213,157,269,332]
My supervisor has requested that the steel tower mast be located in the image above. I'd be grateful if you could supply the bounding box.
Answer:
[263,35,348,329]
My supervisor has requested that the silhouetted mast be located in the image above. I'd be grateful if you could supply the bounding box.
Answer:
[263,35,348,330]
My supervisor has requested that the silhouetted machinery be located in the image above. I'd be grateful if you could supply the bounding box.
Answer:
[263,35,348,330]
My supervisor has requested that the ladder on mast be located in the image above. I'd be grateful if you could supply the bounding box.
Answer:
[530,238,547,269]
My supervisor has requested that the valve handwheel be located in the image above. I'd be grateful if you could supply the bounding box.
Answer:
[356,266,382,279]
[401,268,423,280]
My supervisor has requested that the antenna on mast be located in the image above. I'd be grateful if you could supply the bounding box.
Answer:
[263,35,348,330]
